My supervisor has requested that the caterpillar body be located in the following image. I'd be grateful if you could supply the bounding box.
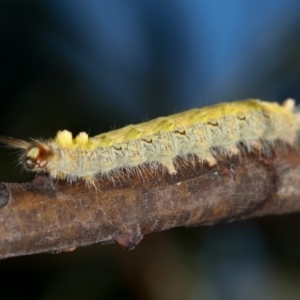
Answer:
[1,99,299,187]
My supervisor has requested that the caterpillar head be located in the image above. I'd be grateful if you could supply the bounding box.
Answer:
[0,136,53,172]
[24,145,53,171]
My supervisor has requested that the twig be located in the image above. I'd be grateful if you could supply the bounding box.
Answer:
[0,147,300,259]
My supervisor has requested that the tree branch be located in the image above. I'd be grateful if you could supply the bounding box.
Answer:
[1,147,300,259]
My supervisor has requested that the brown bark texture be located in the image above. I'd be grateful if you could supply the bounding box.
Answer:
[0,146,300,259]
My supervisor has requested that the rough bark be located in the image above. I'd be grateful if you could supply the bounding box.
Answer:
[0,148,300,259]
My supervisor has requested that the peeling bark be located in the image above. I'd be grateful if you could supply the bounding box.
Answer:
[0,148,300,259]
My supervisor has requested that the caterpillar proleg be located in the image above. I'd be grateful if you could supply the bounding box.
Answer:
[1,99,299,187]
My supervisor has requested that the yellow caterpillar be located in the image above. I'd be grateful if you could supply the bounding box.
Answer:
[0,99,299,187]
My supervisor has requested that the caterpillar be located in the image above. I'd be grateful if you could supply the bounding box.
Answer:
[0,99,299,188]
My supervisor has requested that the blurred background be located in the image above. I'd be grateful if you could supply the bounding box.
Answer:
[1,0,300,299]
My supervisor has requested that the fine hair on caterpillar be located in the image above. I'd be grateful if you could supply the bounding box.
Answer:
[0,98,299,189]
